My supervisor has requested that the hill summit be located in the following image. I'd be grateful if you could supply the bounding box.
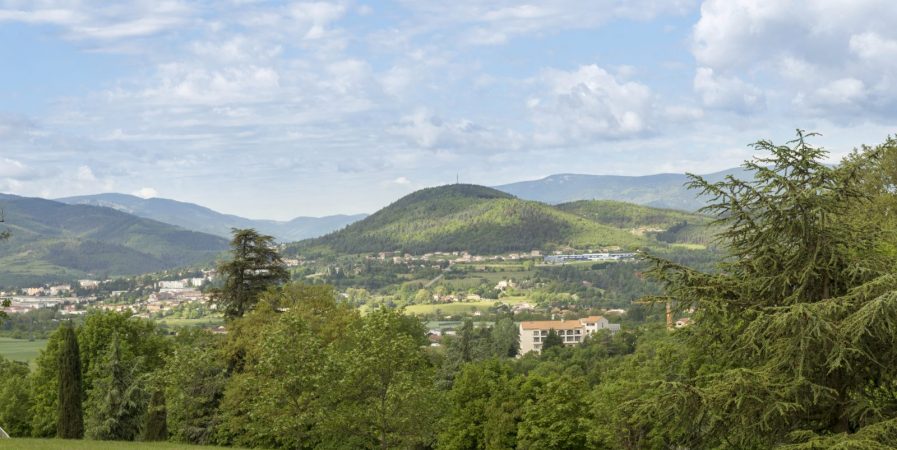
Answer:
[290,184,649,255]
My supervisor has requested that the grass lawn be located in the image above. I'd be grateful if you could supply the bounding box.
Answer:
[404,295,528,316]
[0,337,48,364]
[0,438,240,449]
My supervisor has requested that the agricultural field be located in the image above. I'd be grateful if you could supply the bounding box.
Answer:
[0,337,48,364]
[404,295,529,316]
[0,438,242,449]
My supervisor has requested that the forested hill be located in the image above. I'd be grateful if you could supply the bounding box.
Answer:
[0,194,228,286]
[494,168,749,210]
[288,184,654,255]
[58,193,367,242]
[557,200,711,229]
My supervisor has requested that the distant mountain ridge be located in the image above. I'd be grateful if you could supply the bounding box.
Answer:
[57,193,367,242]
[0,194,228,286]
[289,184,663,256]
[494,168,750,211]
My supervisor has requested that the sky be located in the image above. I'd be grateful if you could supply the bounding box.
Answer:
[1,0,896,219]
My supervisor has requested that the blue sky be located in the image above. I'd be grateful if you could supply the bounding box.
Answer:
[1,0,896,219]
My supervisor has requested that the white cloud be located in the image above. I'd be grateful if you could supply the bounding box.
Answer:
[0,158,31,178]
[132,187,158,198]
[529,64,655,145]
[76,165,97,182]
[393,176,410,185]
[693,67,764,113]
[0,1,192,42]
[398,0,695,46]
[692,0,897,119]
[389,108,521,151]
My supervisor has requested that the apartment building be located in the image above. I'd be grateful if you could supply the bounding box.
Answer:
[518,316,621,355]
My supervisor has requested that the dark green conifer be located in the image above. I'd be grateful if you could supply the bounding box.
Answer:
[56,322,83,439]
[141,390,167,441]
[211,228,289,319]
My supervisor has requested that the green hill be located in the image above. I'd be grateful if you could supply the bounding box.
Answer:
[494,168,750,210]
[557,200,716,246]
[58,193,367,242]
[0,194,228,286]
[289,185,653,255]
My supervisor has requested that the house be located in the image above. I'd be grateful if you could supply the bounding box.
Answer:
[518,315,621,355]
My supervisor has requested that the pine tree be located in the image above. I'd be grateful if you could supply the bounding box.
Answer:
[85,335,145,441]
[541,329,563,352]
[141,390,167,441]
[211,228,289,319]
[56,322,83,439]
[638,131,897,447]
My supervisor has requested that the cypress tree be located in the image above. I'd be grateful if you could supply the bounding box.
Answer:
[141,390,167,441]
[56,322,83,439]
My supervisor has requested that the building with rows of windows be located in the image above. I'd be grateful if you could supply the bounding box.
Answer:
[518,316,621,354]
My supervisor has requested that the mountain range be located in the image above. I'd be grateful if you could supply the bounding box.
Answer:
[58,193,367,242]
[494,168,748,210]
[289,184,711,256]
[0,194,228,286]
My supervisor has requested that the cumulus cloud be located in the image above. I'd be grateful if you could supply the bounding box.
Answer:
[390,108,521,151]
[529,64,655,145]
[393,176,411,185]
[692,0,897,119]
[693,67,764,113]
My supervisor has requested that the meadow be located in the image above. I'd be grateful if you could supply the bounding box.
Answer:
[0,337,47,364]
[403,295,529,316]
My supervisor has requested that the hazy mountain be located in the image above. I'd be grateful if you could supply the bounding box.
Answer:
[288,184,652,256]
[0,194,228,286]
[57,193,367,242]
[494,168,750,211]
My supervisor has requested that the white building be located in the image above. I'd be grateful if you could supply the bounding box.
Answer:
[518,316,621,355]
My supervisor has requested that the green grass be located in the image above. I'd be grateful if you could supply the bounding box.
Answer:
[404,296,528,316]
[0,337,48,364]
[670,243,707,250]
[0,438,240,449]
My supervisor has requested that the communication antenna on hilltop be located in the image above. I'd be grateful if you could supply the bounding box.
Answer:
[456,173,459,185]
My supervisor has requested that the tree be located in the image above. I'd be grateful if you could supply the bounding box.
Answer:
[211,228,289,319]
[322,308,442,449]
[0,356,32,437]
[141,390,167,442]
[85,335,146,441]
[492,318,519,358]
[57,322,83,439]
[163,329,226,445]
[517,376,589,450]
[636,132,897,447]
[541,329,563,352]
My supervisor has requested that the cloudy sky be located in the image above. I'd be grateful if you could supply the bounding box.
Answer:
[1,0,896,219]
